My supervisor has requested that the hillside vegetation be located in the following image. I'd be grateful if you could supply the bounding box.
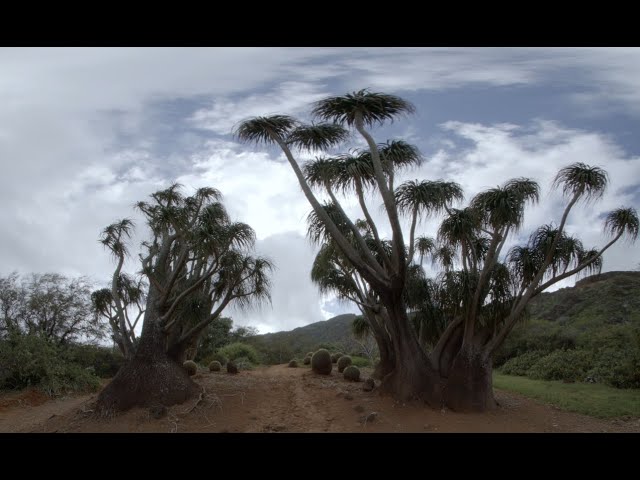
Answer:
[248,272,640,389]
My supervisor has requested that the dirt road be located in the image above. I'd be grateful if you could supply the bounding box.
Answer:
[1,365,638,433]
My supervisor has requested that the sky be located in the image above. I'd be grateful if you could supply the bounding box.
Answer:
[1,47,639,334]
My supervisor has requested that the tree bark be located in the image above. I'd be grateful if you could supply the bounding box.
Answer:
[378,295,442,406]
[444,342,496,412]
[96,312,200,415]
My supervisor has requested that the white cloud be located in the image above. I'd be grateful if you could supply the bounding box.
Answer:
[2,47,640,335]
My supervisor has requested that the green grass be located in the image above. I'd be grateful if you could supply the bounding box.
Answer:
[494,373,640,418]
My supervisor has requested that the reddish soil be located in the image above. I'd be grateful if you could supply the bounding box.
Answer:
[1,365,638,433]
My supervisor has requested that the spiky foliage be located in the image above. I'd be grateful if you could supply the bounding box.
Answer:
[396,180,464,217]
[99,184,273,362]
[311,349,332,375]
[331,352,344,363]
[183,360,197,376]
[553,162,608,202]
[337,355,352,373]
[287,123,349,151]
[604,207,639,241]
[343,365,361,382]
[311,89,416,127]
[234,115,298,145]
[351,316,370,340]
[288,360,298,368]
[208,361,222,372]
[471,178,539,231]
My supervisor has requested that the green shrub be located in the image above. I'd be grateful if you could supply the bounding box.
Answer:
[303,356,311,365]
[288,360,298,368]
[0,335,100,396]
[337,355,352,373]
[234,356,255,371]
[203,352,228,367]
[587,348,640,389]
[528,349,593,382]
[218,342,259,364]
[343,365,360,382]
[350,356,371,368]
[311,349,332,375]
[500,351,547,376]
[64,344,125,378]
[208,361,222,372]
[183,360,197,376]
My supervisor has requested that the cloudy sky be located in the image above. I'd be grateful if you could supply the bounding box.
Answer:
[1,47,639,333]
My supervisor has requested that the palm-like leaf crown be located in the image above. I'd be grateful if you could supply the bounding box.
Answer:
[235,115,298,145]
[604,207,639,241]
[553,162,608,202]
[311,89,416,127]
[396,180,464,217]
[286,123,349,152]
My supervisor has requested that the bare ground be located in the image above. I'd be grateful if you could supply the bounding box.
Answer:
[1,365,639,433]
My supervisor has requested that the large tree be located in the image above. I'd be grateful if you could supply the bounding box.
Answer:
[237,90,638,411]
[95,184,272,414]
[0,272,106,345]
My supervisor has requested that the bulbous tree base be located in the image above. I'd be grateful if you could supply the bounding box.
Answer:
[380,363,442,407]
[444,348,496,412]
[96,356,200,415]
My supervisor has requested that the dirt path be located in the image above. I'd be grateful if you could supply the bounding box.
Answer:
[1,365,638,433]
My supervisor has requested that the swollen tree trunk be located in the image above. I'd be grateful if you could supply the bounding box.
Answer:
[378,295,442,406]
[444,342,496,412]
[372,329,395,380]
[96,312,200,415]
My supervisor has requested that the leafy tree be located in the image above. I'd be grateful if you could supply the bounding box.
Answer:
[95,184,273,414]
[0,272,106,345]
[237,89,638,411]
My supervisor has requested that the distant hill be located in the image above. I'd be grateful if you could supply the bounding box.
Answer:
[248,271,640,373]
[247,313,357,364]
[526,270,640,326]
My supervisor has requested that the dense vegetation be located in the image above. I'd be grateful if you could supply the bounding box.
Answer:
[497,271,640,388]
[0,272,123,395]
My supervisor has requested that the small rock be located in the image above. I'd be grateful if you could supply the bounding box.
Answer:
[423,423,432,430]
[354,405,365,413]
[344,393,354,400]
[149,405,167,419]
[363,378,375,392]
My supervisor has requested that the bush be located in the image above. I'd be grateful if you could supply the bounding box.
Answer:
[203,352,228,367]
[64,344,125,378]
[234,356,255,371]
[500,351,547,376]
[343,366,360,382]
[288,360,298,368]
[337,355,352,373]
[183,360,197,376]
[587,348,640,389]
[218,342,259,364]
[208,361,222,372]
[350,356,371,368]
[311,349,332,375]
[0,335,100,396]
[528,349,593,382]
[331,352,343,363]
[303,356,311,365]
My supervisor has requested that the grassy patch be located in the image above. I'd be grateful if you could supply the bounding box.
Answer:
[494,373,640,418]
